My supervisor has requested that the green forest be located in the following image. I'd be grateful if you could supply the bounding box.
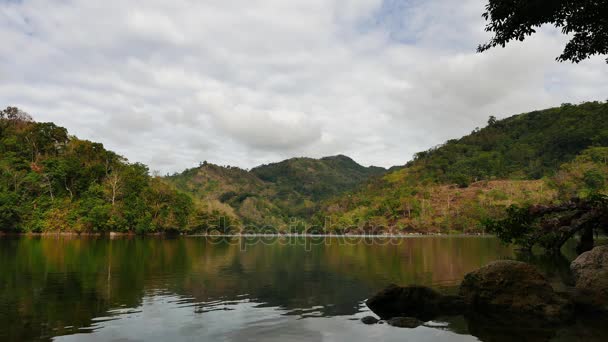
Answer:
[1,102,607,234]
[0,107,235,234]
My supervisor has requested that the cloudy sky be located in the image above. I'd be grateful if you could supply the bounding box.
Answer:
[1,0,607,173]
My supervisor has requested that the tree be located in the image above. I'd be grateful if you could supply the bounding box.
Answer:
[478,0,608,63]
[0,106,33,122]
[487,115,497,126]
[485,195,608,254]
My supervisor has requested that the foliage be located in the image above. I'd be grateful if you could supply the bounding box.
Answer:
[484,195,608,253]
[0,107,235,234]
[478,0,608,63]
[484,205,536,250]
[551,146,608,199]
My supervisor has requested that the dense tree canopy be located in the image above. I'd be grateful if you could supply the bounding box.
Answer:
[0,107,235,234]
[479,0,608,63]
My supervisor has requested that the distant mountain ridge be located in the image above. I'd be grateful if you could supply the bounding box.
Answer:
[251,154,386,200]
[166,154,387,228]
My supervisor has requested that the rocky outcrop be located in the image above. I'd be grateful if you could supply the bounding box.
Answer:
[459,260,573,323]
[570,245,608,311]
[366,284,466,321]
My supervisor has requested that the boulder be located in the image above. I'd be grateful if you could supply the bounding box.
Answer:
[459,260,573,324]
[570,245,608,311]
[366,284,466,320]
[360,316,379,325]
[387,317,423,328]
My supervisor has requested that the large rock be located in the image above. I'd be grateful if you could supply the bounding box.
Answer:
[387,317,423,328]
[360,316,379,325]
[366,284,466,320]
[459,260,573,324]
[570,245,608,311]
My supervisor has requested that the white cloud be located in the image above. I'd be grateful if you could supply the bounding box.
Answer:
[1,0,606,173]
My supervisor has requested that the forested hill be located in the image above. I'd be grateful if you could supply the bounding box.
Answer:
[405,101,608,185]
[0,107,235,233]
[251,155,386,201]
[166,155,387,228]
[318,101,608,233]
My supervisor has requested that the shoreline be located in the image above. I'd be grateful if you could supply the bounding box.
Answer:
[0,231,491,238]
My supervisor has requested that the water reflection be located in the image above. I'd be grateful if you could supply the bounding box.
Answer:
[0,236,604,341]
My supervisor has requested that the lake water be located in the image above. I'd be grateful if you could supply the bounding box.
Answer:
[1,236,606,341]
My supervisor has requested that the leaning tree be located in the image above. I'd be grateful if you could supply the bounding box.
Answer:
[479,0,608,63]
[485,195,608,254]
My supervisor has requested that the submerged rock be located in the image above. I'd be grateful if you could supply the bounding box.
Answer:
[387,317,423,328]
[570,245,608,311]
[366,284,466,320]
[459,260,573,324]
[361,316,379,325]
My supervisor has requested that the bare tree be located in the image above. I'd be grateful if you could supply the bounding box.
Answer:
[107,172,122,206]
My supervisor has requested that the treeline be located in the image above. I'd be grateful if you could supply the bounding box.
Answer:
[0,107,234,233]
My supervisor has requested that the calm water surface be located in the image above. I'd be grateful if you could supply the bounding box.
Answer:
[0,236,605,341]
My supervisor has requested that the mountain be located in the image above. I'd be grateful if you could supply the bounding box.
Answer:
[317,101,608,233]
[166,155,387,229]
[251,155,386,201]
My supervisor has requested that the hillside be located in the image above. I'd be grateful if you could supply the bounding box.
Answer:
[318,101,608,233]
[251,155,386,201]
[404,101,608,184]
[0,107,235,234]
[167,155,387,229]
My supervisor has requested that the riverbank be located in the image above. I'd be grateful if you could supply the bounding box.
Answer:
[0,231,491,238]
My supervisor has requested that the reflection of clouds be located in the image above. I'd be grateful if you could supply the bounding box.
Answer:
[58,294,476,342]
[224,313,324,342]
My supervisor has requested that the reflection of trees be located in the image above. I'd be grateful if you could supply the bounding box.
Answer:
[0,236,515,340]
[515,250,575,288]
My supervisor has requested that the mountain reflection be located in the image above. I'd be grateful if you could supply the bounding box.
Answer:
[0,236,514,341]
